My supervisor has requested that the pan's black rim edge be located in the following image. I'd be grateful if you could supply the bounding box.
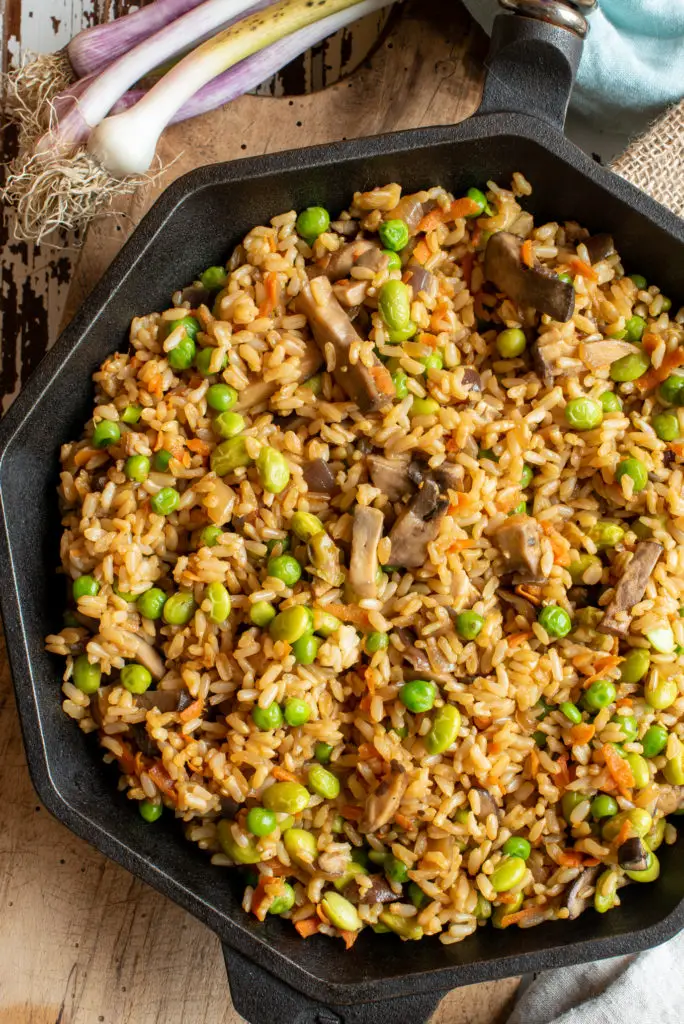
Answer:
[1,112,684,1008]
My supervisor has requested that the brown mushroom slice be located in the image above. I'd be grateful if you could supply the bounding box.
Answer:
[308,531,344,587]
[470,787,500,820]
[581,340,636,371]
[319,240,379,281]
[394,627,452,685]
[530,338,555,388]
[388,478,448,569]
[333,278,369,308]
[367,453,413,501]
[584,233,615,264]
[330,218,359,237]
[564,865,601,920]
[129,722,159,758]
[598,540,664,637]
[384,193,436,235]
[135,689,184,713]
[460,367,482,393]
[180,284,212,307]
[655,784,684,816]
[490,514,543,584]
[360,762,409,833]
[233,340,323,412]
[484,232,575,322]
[431,461,464,493]
[296,277,394,414]
[203,476,234,526]
[344,874,397,905]
[349,505,384,600]
[302,458,338,496]
[405,265,438,302]
[617,837,650,872]
[498,589,536,621]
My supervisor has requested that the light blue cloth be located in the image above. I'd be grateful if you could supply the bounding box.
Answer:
[462,0,684,131]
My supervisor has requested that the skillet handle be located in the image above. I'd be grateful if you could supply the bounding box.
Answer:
[222,944,443,1024]
[477,12,584,130]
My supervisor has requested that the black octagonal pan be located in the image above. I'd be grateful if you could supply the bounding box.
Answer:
[1,3,683,1022]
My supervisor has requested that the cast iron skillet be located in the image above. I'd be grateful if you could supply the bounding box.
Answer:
[1,3,684,1022]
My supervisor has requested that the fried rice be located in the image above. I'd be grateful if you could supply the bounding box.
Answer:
[46,174,684,946]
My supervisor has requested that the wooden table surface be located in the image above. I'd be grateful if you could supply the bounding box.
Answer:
[0,1,522,1019]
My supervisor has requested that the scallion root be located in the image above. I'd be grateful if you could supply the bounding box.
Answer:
[3,50,75,148]
[2,147,145,243]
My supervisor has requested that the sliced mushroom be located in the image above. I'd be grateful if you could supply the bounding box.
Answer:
[470,787,500,820]
[405,265,438,302]
[655,784,684,816]
[344,874,396,905]
[180,284,212,307]
[393,627,452,685]
[584,233,615,264]
[90,684,113,728]
[330,218,360,237]
[484,232,575,322]
[130,722,159,759]
[581,340,637,371]
[384,193,436,235]
[360,762,409,833]
[318,240,384,282]
[498,589,536,620]
[460,367,482,393]
[599,540,664,637]
[117,631,166,681]
[233,340,323,412]
[308,531,344,587]
[388,477,449,569]
[617,836,650,872]
[333,278,369,308]
[349,505,384,601]
[431,461,464,493]
[135,688,185,712]
[296,277,394,414]
[564,865,601,920]
[490,514,543,584]
[367,453,413,501]
[203,476,234,526]
[302,458,338,495]
[530,337,555,388]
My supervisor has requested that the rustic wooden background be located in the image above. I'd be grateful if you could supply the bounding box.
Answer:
[0,0,526,1020]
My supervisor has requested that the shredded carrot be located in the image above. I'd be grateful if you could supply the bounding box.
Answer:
[251,877,284,921]
[179,698,203,723]
[616,697,633,708]
[637,345,684,392]
[570,723,596,745]
[616,818,633,849]
[557,850,585,867]
[358,743,380,761]
[498,892,519,905]
[603,743,634,796]
[418,332,438,348]
[500,907,545,928]
[73,446,101,467]
[294,918,320,939]
[370,363,395,395]
[316,904,330,924]
[359,695,373,713]
[186,438,210,456]
[259,271,279,316]
[448,538,476,552]
[416,210,444,234]
[413,240,431,266]
[470,227,482,249]
[340,805,363,822]
[272,766,298,783]
[581,656,622,688]
[323,603,369,626]
[642,332,659,357]
[460,251,475,291]
[555,754,571,790]
[114,741,140,777]
[508,631,533,648]
[416,197,480,233]
[339,930,359,950]
[394,812,414,831]
[148,761,177,801]
[540,522,571,566]
[528,748,540,777]
[147,373,163,398]
[521,239,534,268]
[569,257,598,282]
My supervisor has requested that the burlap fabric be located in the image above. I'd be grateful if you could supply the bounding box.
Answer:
[611,100,684,217]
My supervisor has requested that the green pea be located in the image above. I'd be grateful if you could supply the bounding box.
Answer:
[123,454,149,483]
[282,827,317,864]
[392,369,409,399]
[455,611,484,640]
[252,702,284,731]
[72,654,102,694]
[205,581,231,624]
[424,704,461,755]
[590,520,624,549]
[496,328,527,358]
[269,882,296,916]
[602,808,652,841]
[409,881,429,909]
[113,584,138,603]
[620,648,651,684]
[120,663,153,694]
[630,274,648,291]
[366,631,389,653]
[137,799,162,823]
[136,587,167,620]
[269,605,313,645]
[557,271,573,285]
[565,397,603,431]
[560,701,582,725]
[211,436,252,476]
[378,219,409,252]
[646,817,666,851]
[625,851,660,883]
[196,526,220,550]
[387,321,417,342]
[378,911,423,940]
[246,807,277,837]
[600,391,622,413]
[502,836,531,860]
[121,404,142,424]
[92,420,121,448]
[642,724,668,758]
[661,296,672,312]
[538,605,572,639]
[308,764,340,800]
[521,464,534,488]
[615,457,648,494]
[379,280,412,331]
[196,347,228,376]
[420,350,444,372]
[168,335,196,370]
[385,855,409,884]
[594,869,619,913]
[653,411,680,442]
[291,633,321,665]
[161,315,199,343]
[153,449,172,472]
[321,891,361,932]
[663,753,684,786]
[568,553,602,584]
[465,187,489,216]
[582,679,616,711]
[381,249,402,271]
[200,265,228,291]
[561,791,586,823]
[283,698,311,727]
[291,510,324,541]
[217,820,261,864]
[213,411,245,439]
[490,856,527,892]
[613,714,638,742]
[312,609,341,637]
[151,486,181,516]
[296,206,330,241]
[73,575,100,600]
[399,679,437,713]
[625,752,650,789]
[590,795,618,820]
[410,396,439,418]
[624,315,647,343]
[267,554,302,587]
[162,591,196,626]
[659,374,684,406]
[207,383,238,412]
[644,674,678,710]
[610,348,650,382]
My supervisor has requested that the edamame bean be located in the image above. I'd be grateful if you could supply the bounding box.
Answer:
[92,420,121,448]
[384,856,409,884]
[163,591,196,625]
[560,702,582,725]
[420,350,444,372]
[378,911,423,940]
[568,553,602,584]
[590,795,618,820]
[465,187,489,215]
[136,587,167,620]
[211,436,252,476]
[72,654,101,694]
[646,817,666,851]
[312,609,341,637]
[642,724,668,758]
[626,753,650,789]
[121,405,142,424]
[291,633,321,665]
[291,511,324,540]
[602,808,652,841]
[410,396,439,417]
[644,674,678,710]
[283,827,317,864]
[387,321,417,342]
[663,753,684,786]
[489,856,527,892]
[269,605,313,644]
[205,581,231,623]
[392,369,409,398]
[409,882,429,909]
[321,892,361,931]
[246,807,277,836]
[594,869,619,913]
[216,820,261,864]
[625,851,660,883]
[613,714,639,742]
[424,704,461,755]
[610,348,650,382]
[379,280,412,331]
[620,648,651,683]
[257,447,291,494]
[263,782,310,815]
[521,464,534,488]
[561,791,586,823]
[139,800,163,823]
[120,663,153,694]
[308,764,340,800]
[600,391,622,412]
